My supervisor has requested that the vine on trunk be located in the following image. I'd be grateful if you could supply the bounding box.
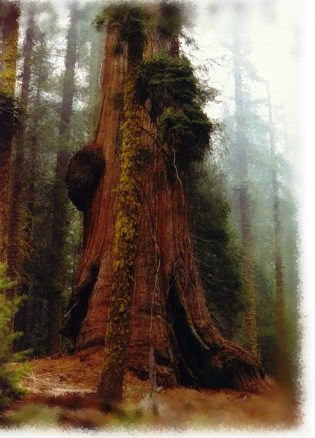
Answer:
[98,5,147,402]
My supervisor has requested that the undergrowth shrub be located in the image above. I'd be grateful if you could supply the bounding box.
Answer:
[0,264,29,410]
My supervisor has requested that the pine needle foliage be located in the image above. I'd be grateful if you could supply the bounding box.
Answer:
[0,264,29,410]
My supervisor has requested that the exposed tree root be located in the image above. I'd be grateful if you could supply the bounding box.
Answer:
[61,262,100,341]
[166,271,265,392]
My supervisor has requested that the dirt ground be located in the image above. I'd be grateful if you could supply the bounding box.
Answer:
[0,347,301,431]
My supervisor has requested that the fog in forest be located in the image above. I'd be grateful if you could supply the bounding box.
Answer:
[0,0,307,432]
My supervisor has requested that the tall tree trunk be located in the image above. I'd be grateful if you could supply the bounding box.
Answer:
[7,12,35,292]
[49,2,79,354]
[20,35,46,342]
[63,21,264,399]
[266,82,290,386]
[232,37,258,358]
[0,1,19,266]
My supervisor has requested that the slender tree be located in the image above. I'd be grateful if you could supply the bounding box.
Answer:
[7,7,35,289]
[232,33,258,358]
[64,3,264,402]
[266,82,290,386]
[48,1,79,354]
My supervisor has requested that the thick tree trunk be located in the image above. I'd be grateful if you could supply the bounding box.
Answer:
[63,24,264,394]
[0,1,19,265]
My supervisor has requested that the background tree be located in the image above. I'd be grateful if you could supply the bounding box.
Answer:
[48,0,80,355]
[0,0,20,267]
[214,6,300,383]
[7,4,35,292]
[9,0,102,354]
[189,162,244,340]
[231,30,257,358]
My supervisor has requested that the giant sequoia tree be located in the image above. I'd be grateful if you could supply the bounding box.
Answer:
[63,3,264,401]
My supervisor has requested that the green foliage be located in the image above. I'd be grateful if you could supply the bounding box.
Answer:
[157,1,183,37]
[0,264,28,410]
[159,106,211,163]
[94,1,186,40]
[189,165,244,339]
[94,2,148,61]
[136,54,213,166]
[135,55,199,115]
[221,48,300,374]
[94,2,135,30]
[8,403,61,427]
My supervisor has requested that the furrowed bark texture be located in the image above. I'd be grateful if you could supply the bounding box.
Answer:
[64,25,264,394]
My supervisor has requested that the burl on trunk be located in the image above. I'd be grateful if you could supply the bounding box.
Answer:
[63,17,264,394]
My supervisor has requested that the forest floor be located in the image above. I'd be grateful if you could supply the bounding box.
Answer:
[1,347,301,432]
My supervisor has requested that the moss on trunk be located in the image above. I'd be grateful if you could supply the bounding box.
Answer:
[65,4,265,401]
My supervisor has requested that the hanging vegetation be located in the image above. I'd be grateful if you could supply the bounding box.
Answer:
[135,54,213,167]
[156,2,183,38]
[94,2,148,62]
[98,3,148,402]
[135,55,199,117]
[0,92,21,149]
[66,145,106,211]
[158,106,212,164]
[0,264,28,409]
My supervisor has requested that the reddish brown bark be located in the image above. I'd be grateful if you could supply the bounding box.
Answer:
[0,1,20,265]
[7,13,35,286]
[64,25,264,393]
